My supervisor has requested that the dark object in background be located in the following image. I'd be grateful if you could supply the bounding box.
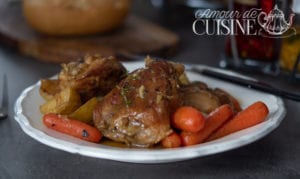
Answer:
[222,0,282,76]
[190,67,300,101]
[151,0,226,10]
[150,0,226,23]
[0,74,8,120]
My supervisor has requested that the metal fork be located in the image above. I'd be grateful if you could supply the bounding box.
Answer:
[0,74,8,120]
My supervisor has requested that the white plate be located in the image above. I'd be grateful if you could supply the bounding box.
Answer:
[14,62,286,163]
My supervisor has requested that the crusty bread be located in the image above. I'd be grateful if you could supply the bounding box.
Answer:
[23,0,131,36]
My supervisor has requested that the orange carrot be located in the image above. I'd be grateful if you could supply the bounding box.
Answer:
[206,101,269,141]
[172,106,206,133]
[181,104,234,146]
[161,132,182,148]
[43,113,102,143]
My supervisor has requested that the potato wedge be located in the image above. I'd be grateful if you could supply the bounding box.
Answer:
[40,87,81,115]
[40,79,61,101]
[69,97,98,124]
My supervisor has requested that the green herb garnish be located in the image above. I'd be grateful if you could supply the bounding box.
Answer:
[120,86,132,107]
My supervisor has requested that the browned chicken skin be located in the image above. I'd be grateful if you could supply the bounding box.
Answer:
[93,59,184,147]
[58,55,127,101]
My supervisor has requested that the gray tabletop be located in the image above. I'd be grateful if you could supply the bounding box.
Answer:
[1,1,300,179]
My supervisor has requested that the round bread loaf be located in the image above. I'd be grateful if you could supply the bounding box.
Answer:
[23,0,131,36]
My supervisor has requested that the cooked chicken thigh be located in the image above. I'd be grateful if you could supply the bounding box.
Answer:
[58,55,127,101]
[93,59,184,147]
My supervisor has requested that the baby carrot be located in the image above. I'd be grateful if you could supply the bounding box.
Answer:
[206,101,269,141]
[181,104,234,146]
[43,113,102,143]
[172,106,206,133]
[161,132,182,148]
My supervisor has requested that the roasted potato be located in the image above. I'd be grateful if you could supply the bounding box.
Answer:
[180,82,221,114]
[40,79,61,101]
[69,97,98,124]
[183,90,221,114]
[40,87,81,115]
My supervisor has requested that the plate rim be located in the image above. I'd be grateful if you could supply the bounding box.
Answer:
[14,63,287,163]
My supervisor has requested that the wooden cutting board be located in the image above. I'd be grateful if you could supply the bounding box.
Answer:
[0,1,179,63]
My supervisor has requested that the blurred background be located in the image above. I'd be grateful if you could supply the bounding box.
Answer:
[0,0,299,81]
